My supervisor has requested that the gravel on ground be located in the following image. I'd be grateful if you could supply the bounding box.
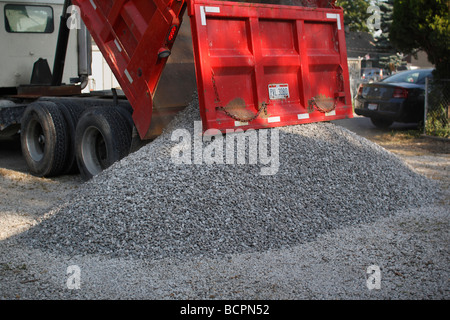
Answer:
[0,96,448,300]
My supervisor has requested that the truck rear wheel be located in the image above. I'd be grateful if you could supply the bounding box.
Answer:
[75,106,132,180]
[20,101,69,177]
[54,100,89,174]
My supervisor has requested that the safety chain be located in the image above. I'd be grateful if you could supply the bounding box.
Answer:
[211,70,268,123]
[308,96,338,113]
[337,65,345,92]
[216,103,268,123]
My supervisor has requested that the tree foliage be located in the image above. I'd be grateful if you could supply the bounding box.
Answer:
[390,0,450,79]
[374,0,407,72]
[336,0,371,32]
[376,0,395,50]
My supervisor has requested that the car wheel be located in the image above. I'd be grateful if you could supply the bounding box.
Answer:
[75,106,132,180]
[20,101,69,177]
[370,117,393,129]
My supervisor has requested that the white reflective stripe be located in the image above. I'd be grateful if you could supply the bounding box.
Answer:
[326,13,341,30]
[201,6,220,26]
[235,121,249,127]
[124,69,133,84]
[268,116,281,123]
[297,113,310,120]
[205,6,220,13]
[114,39,122,52]
[200,6,206,26]
[325,110,336,116]
[90,0,97,10]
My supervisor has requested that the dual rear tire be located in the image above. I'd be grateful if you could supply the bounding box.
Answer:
[20,101,69,177]
[20,101,133,180]
[75,106,132,180]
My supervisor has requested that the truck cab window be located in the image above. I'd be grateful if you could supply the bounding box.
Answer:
[4,4,53,33]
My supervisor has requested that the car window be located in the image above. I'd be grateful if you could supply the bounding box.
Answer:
[416,73,433,84]
[382,70,432,84]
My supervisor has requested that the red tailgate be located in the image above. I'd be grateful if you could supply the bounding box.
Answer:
[188,0,353,132]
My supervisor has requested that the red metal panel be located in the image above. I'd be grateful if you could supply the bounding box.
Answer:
[72,0,187,139]
[188,0,352,132]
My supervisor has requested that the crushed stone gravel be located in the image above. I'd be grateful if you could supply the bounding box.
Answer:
[0,204,448,300]
[13,96,440,262]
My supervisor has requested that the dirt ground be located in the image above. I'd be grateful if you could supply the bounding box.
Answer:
[0,115,449,241]
[334,117,450,186]
[0,137,83,241]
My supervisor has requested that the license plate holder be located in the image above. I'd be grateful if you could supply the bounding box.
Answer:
[268,84,290,100]
[368,103,378,110]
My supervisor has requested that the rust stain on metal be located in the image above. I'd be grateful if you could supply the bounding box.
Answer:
[216,98,269,123]
[223,98,255,119]
[309,94,336,113]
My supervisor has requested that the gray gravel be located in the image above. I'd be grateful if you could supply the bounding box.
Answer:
[0,205,448,299]
[14,97,440,260]
[0,96,448,299]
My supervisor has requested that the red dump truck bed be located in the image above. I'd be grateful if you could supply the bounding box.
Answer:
[73,0,352,138]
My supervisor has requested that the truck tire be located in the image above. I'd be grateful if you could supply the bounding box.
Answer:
[54,100,89,174]
[75,106,132,180]
[20,101,69,177]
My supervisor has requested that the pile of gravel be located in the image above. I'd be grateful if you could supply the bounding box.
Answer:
[18,96,438,260]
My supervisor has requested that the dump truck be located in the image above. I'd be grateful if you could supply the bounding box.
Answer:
[0,0,353,180]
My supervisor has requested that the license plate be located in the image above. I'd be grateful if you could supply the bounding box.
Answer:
[368,103,378,110]
[268,84,290,100]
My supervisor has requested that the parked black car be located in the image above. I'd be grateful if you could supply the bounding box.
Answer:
[354,69,434,128]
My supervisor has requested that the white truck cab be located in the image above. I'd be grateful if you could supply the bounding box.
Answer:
[0,0,80,89]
